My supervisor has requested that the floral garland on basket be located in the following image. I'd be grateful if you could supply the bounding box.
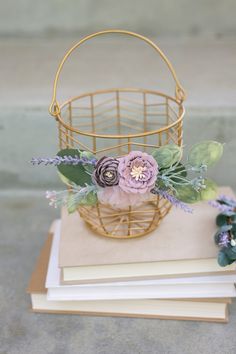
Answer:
[31,141,223,214]
[210,196,236,267]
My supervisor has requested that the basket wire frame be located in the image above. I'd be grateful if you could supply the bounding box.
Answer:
[50,30,186,239]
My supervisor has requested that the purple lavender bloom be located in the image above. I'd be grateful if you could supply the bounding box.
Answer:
[218,232,230,247]
[31,156,97,166]
[151,188,193,213]
[208,200,234,213]
[218,195,236,208]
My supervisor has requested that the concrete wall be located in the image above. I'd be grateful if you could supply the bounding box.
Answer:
[1,0,236,37]
[1,2,235,192]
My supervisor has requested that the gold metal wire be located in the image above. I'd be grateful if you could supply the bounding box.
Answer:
[49,30,186,239]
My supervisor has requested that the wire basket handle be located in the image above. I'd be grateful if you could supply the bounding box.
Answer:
[49,29,186,116]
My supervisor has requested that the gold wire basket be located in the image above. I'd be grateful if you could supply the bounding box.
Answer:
[49,30,186,239]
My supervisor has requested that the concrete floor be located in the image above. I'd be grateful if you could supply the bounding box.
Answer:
[0,193,236,354]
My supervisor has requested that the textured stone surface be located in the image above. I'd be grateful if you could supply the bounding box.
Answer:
[0,0,236,37]
[1,36,235,107]
[0,194,236,354]
[0,36,236,190]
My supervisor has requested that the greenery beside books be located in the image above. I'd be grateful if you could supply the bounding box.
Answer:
[31,140,223,213]
[210,196,236,267]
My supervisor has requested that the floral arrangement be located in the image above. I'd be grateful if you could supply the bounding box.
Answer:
[210,196,236,267]
[31,141,223,213]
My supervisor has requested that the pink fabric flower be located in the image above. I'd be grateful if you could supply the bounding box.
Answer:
[118,151,158,194]
[97,186,151,209]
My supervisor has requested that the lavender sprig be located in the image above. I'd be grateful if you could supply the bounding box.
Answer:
[31,155,97,166]
[218,195,236,207]
[218,232,230,247]
[208,200,234,213]
[151,188,193,213]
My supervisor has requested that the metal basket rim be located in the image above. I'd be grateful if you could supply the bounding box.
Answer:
[55,87,185,139]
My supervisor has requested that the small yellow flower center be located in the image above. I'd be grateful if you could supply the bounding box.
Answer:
[104,171,113,178]
[130,166,146,181]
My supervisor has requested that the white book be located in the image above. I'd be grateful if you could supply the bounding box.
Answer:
[46,221,236,301]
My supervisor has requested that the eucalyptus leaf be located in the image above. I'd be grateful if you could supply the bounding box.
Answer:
[80,150,96,174]
[164,163,187,184]
[58,172,73,186]
[220,224,232,232]
[216,214,229,227]
[57,149,92,186]
[188,141,223,168]
[224,247,236,261]
[199,179,218,201]
[218,250,230,267]
[78,191,98,206]
[231,224,236,238]
[67,186,98,213]
[67,193,78,214]
[175,185,201,204]
[152,144,182,169]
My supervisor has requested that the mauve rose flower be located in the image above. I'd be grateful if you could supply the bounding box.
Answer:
[93,156,119,188]
[118,151,158,194]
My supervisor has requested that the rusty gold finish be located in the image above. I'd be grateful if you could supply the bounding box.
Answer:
[49,30,186,239]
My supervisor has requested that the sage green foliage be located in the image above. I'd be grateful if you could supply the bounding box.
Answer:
[66,184,98,213]
[188,141,223,168]
[218,251,232,267]
[152,144,182,169]
[57,148,93,186]
[176,180,218,203]
[175,185,200,203]
[199,179,218,201]
[57,172,72,186]
[80,150,96,174]
[67,189,98,213]
[155,141,223,203]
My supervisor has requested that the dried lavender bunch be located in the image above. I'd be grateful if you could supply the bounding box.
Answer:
[151,187,193,213]
[31,155,97,166]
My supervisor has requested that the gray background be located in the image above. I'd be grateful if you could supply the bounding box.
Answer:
[0,1,236,353]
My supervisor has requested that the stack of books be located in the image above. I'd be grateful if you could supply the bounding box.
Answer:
[27,187,236,322]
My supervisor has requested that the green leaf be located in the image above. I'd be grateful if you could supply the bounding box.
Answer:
[199,179,218,201]
[220,224,232,232]
[58,172,73,186]
[67,189,98,213]
[218,250,230,267]
[224,247,236,261]
[188,141,223,168]
[57,149,92,187]
[231,223,236,237]
[175,185,201,204]
[67,193,78,214]
[80,150,96,174]
[170,163,187,183]
[216,214,229,227]
[152,144,182,169]
[78,191,98,206]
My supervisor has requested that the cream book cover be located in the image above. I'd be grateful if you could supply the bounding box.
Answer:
[47,221,236,301]
[59,187,236,282]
